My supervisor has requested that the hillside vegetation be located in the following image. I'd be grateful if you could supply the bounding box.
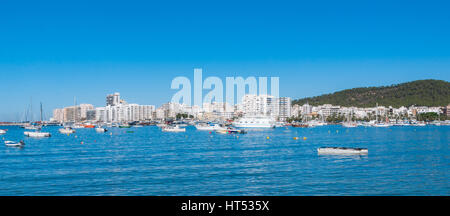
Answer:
[293,80,450,108]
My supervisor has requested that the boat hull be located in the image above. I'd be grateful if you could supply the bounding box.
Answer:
[318,147,368,155]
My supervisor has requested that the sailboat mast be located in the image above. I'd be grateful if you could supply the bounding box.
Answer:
[40,102,43,123]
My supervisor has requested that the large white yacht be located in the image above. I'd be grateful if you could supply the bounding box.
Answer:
[233,116,275,128]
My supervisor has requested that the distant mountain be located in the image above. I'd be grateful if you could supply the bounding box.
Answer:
[293,79,450,108]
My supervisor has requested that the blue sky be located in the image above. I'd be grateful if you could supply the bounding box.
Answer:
[0,0,449,121]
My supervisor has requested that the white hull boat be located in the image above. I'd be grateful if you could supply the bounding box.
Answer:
[25,126,40,130]
[373,123,391,127]
[342,122,358,128]
[24,131,51,138]
[5,141,25,147]
[0,129,6,134]
[195,124,222,131]
[95,127,108,133]
[162,125,186,132]
[59,127,75,134]
[233,116,275,128]
[318,147,368,155]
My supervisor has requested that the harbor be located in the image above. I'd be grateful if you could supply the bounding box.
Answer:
[0,124,448,196]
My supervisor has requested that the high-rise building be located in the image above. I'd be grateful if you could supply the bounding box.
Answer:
[278,97,291,121]
[106,93,121,106]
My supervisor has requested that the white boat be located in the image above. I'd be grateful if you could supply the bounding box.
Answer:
[373,123,391,127]
[5,140,25,147]
[72,124,84,129]
[59,127,75,134]
[0,129,6,134]
[24,131,51,138]
[233,116,275,128]
[318,147,368,155]
[412,123,426,126]
[95,127,108,133]
[342,122,358,128]
[195,123,222,131]
[162,125,186,132]
[214,127,229,134]
[307,120,327,127]
[156,123,167,128]
[24,125,40,130]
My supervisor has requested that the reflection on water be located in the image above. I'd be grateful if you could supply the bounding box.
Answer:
[0,125,448,196]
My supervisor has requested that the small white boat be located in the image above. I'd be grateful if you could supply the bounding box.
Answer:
[342,122,358,128]
[95,127,108,133]
[5,140,25,147]
[133,125,143,128]
[156,123,167,128]
[24,131,51,138]
[195,124,222,131]
[72,124,84,129]
[373,123,391,127]
[59,127,75,134]
[318,147,368,155]
[214,127,229,134]
[0,129,6,134]
[25,125,40,130]
[162,125,186,132]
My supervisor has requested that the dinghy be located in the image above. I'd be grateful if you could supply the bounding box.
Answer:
[0,129,6,134]
[318,147,368,155]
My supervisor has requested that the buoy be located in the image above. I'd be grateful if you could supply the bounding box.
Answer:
[294,137,299,140]
[81,141,84,145]
[303,137,307,140]
[266,136,270,139]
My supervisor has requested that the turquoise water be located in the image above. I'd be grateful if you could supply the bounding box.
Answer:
[0,125,448,196]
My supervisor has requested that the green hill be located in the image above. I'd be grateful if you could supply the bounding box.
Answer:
[293,79,450,108]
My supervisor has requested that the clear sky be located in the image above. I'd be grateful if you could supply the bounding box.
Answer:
[1,0,449,121]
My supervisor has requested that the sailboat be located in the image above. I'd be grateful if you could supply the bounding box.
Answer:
[373,103,391,127]
[342,111,357,128]
[24,102,51,138]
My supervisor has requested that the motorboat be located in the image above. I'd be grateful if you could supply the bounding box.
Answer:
[119,124,132,128]
[5,140,25,147]
[72,124,85,129]
[195,123,223,131]
[318,147,368,155]
[0,129,6,134]
[162,125,186,132]
[307,120,327,127]
[59,127,75,134]
[24,131,51,138]
[156,123,167,128]
[233,116,275,128]
[227,128,247,134]
[83,124,95,128]
[342,122,358,128]
[373,123,391,127]
[24,125,40,130]
[95,127,108,133]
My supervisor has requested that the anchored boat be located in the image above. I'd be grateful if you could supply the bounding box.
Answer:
[59,127,75,134]
[318,147,368,155]
[5,140,25,147]
[162,125,186,132]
